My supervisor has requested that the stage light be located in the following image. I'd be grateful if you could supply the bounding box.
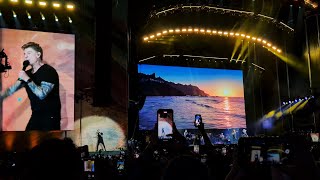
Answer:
[66,4,74,10]
[12,11,17,18]
[283,102,286,105]
[272,46,277,50]
[262,40,267,44]
[25,0,32,5]
[150,35,154,39]
[156,33,161,36]
[252,37,256,40]
[0,11,2,16]
[39,1,46,6]
[200,29,205,32]
[230,32,234,36]
[257,38,261,41]
[40,12,45,20]
[224,32,228,35]
[68,16,72,23]
[175,29,180,32]
[10,0,18,3]
[53,2,61,8]
[277,49,282,53]
[182,28,187,32]
[267,43,272,47]
[235,33,240,36]
[162,30,167,34]
[212,30,217,34]
[26,11,31,19]
[241,34,245,37]
[207,30,212,33]
[188,28,193,32]
[169,29,174,33]
[194,28,199,32]
[54,14,58,22]
[143,37,148,41]
[289,101,292,103]
[218,31,223,34]
[246,35,251,39]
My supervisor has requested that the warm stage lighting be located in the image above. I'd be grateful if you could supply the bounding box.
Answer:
[39,1,46,6]
[66,4,74,10]
[53,2,61,8]
[25,0,32,5]
[55,16,58,22]
[40,12,45,20]
[12,10,17,18]
[10,0,18,3]
[26,11,31,19]
[143,27,283,54]
[68,16,72,23]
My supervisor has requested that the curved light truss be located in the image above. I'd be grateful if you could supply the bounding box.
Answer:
[149,5,294,32]
[142,27,282,54]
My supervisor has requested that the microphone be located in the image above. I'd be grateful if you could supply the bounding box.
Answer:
[22,60,29,71]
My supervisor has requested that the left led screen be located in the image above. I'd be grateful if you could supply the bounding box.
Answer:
[0,28,75,131]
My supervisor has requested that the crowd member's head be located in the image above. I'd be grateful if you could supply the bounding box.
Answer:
[22,137,82,180]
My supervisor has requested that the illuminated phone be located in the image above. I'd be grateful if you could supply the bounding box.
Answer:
[157,109,173,140]
[194,114,202,127]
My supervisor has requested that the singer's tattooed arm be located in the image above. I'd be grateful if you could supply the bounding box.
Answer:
[0,81,24,100]
[27,81,55,100]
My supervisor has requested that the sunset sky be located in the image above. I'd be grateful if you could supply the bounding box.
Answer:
[138,64,244,97]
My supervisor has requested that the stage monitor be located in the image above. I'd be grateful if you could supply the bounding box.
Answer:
[0,28,75,131]
[138,64,246,144]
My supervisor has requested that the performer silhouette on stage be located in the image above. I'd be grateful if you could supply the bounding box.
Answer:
[96,130,106,152]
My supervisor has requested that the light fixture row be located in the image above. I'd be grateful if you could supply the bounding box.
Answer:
[0,0,75,10]
[143,27,282,53]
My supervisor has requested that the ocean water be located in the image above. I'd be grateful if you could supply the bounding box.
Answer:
[139,96,246,130]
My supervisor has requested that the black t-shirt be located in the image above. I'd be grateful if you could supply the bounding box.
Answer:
[25,64,61,116]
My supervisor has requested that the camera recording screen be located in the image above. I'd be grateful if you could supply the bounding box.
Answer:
[0,29,75,131]
[157,110,173,140]
[84,160,95,172]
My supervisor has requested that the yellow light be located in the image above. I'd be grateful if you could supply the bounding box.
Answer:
[156,33,161,36]
[66,4,74,9]
[235,33,240,36]
[188,28,193,32]
[169,29,174,33]
[206,30,212,33]
[143,37,149,41]
[218,31,223,34]
[194,28,199,32]
[182,29,187,32]
[175,29,180,32]
[162,30,168,34]
[224,32,228,35]
[277,49,282,53]
[241,34,245,37]
[267,43,272,47]
[25,0,32,4]
[10,0,18,3]
[150,35,155,39]
[230,32,234,36]
[212,30,217,34]
[252,37,256,40]
[39,1,46,6]
[262,40,267,44]
[257,38,261,42]
[200,29,205,32]
[53,3,60,8]
[272,46,277,50]
[246,35,250,39]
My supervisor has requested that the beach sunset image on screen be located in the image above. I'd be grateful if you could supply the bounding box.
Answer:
[138,64,246,130]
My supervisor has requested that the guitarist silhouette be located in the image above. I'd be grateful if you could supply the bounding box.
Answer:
[96,129,106,152]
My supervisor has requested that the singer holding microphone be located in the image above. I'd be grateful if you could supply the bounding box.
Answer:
[0,42,61,131]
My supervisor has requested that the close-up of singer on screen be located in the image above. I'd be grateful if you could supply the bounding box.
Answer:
[0,42,61,131]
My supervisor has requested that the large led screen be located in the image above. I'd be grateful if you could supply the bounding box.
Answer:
[138,64,247,144]
[0,29,75,131]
